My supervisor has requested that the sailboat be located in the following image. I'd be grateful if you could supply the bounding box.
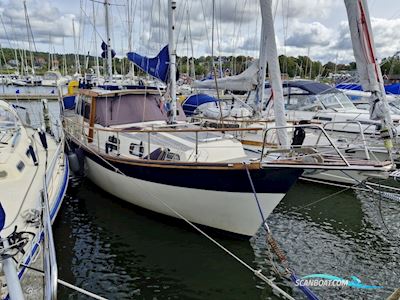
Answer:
[61,0,307,237]
[0,100,69,298]
[62,0,393,236]
[184,0,397,186]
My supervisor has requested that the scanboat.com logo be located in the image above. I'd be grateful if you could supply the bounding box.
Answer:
[295,274,383,289]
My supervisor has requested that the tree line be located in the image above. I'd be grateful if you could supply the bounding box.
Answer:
[1,47,400,79]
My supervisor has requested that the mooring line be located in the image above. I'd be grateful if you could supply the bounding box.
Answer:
[67,137,295,299]
[20,264,108,300]
[244,164,320,300]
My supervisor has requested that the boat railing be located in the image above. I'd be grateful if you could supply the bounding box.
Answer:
[42,186,58,300]
[316,121,370,160]
[63,117,265,162]
[261,124,353,167]
[42,141,63,300]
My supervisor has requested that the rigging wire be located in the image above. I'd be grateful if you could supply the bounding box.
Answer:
[244,164,320,300]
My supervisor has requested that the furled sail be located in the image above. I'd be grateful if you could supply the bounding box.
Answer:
[192,59,259,91]
[261,0,289,147]
[127,45,170,82]
[344,0,392,124]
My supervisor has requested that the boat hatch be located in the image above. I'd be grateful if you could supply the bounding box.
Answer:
[0,107,18,130]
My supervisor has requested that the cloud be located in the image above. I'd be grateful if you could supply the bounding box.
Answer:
[333,17,400,61]
[0,0,77,48]
[0,0,399,65]
[285,21,333,48]
[276,0,339,21]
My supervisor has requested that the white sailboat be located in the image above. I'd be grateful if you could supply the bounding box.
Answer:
[184,1,396,186]
[0,100,69,298]
[61,0,308,237]
[61,0,394,236]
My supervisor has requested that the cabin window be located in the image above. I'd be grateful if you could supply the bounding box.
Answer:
[105,135,120,154]
[285,95,321,111]
[129,142,144,157]
[165,151,180,161]
[312,116,332,121]
[16,161,25,172]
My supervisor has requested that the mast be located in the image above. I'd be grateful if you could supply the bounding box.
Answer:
[188,14,195,79]
[72,19,80,75]
[104,0,113,81]
[92,0,100,80]
[344,0,392,125]
[344,0,394,157]
[168,0,177,123]
[256,12,267,115]
[127,0,135,77]
[260,0,289,147]
[23,0,35,76]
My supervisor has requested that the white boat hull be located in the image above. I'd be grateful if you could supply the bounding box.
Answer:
[85,157,284,236]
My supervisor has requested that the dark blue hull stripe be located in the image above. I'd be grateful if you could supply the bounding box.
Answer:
[77,142,303,194]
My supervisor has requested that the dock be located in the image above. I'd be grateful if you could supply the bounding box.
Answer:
[0,94,59,101]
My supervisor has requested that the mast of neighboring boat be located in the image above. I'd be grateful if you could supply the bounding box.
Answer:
[23,0,36,77]
[72,19,80,76]
[344,0,394,158]
[260,0,289,147]
[92,0,101,80]
[104,0,113,81]
[127,0,135,78]
[256,6,267,116]
[168,0,177,123]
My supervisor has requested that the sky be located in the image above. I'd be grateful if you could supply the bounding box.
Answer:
[0,0,400,64]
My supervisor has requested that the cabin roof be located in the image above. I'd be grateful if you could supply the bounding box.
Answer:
[78,88,160,98]
[266,80,339,95]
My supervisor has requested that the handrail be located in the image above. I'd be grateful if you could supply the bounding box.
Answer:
[63,117,264,133]
[261,124,351,167]
[64,117,263,165]
[42,142,63,300]
[42,186,58,300]
[317,121,370,160]
[46,141,63,187]
[63,117,265,162]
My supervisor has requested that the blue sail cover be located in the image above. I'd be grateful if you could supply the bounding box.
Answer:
[182,93,218,116]
[127,45,169,82]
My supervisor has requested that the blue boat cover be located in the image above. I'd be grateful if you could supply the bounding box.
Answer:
[182,93,218,116]
[63,95,76,109]
[127,45,170,82]
[335,83,363,91]
[336,82,400,95]
[385,83,400,95]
